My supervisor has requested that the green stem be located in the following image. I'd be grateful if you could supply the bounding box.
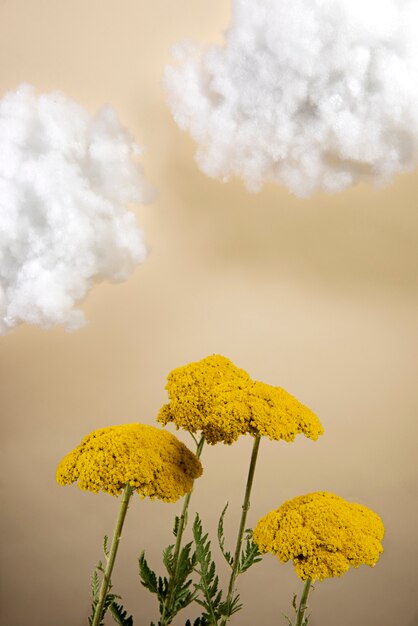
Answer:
[221,435,261,626]
[91,483,133,626]
[295,579,312,626]
[160,435,205,626]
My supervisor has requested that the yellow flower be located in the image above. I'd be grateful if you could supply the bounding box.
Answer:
[246,381,323,442]
[253,492,384,581]
[56,423,203,502]
[157,354,323,445]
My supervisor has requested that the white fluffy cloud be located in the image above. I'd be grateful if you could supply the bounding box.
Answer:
[0,84,151,334]
[165,0,418,197]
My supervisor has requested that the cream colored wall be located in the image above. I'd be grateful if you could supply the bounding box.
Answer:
[1,2,418,625]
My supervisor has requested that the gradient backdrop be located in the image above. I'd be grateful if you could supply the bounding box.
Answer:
[1,2,417,625]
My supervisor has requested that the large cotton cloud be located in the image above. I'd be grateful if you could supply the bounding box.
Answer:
[165,0,418,197]
[0,84,151,334]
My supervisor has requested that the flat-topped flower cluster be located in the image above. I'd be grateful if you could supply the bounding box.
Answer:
[158,354,324,444]
[253,491,384,581]
[56,423,202,501]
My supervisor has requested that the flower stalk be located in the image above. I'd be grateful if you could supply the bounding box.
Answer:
[160,435,205,625]
[92,483,133,626]
[295,579,312,626]
[221,435,261,626]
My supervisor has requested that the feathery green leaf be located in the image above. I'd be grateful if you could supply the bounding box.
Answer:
[217,504,233,568]
[193,513,226,624]
[138,552,159,596]
[237,529,262,575]
[173,516,181,538]
[109,601,134,626]
[163,544,175,577]
[185,618,209,626]
[103,535,110,558]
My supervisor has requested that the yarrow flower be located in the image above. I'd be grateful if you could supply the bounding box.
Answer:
[253,492,384,581]
[157,354,323,445]
[56,423,203,502]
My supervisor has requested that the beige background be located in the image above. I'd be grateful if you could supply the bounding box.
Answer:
[1,1,418,625]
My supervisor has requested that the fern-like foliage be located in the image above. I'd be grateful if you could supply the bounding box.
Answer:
[192,513,223,624]
[139,552,159,596]
[283,590,311,626]
[138,517,197,625]
[91,567,101,600]
[185,618,210,626]
[217,504,262,576]
[88,535,133,626]
[89,594,120,626]
[192,513,242,625]
[162,544,175,577]
[190,505,262,625]
[103,535,110,558]
[217,504,233,569]
[110,601,134,626]
[237,528,262,575]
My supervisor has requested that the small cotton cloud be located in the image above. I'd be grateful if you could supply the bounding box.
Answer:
[0,84,152,334]
[165,0,418,197]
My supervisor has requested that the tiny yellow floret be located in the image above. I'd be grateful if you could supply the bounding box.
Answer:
[56,423,203,502]
[157,355,323,445]
[253,492,384,581]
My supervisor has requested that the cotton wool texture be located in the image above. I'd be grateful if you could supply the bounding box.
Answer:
[0,84,150,334]
[157,354,323,444]
[253,492,384,581]
[165,0,418,197]
[56,424,203,502]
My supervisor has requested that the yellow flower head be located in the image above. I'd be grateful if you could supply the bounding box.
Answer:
[56,423,203,502]
[157,354,323,445]
[246,381,323,442]
[157,355,252,444]
[253,492,384,581]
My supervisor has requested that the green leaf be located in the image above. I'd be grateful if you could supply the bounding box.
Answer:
[237,529,262,575]
[138,552,159,595]
[163,544,175,577]
[88,593,118,626]
[103,535,110,558]
[139,512,200,624]
[110,601,134,626]
[173,516,181,537]
[283,591,311,626]
[185,618,209,626]
[192,513,226,623]
[221,593,242,617]
[193,516,260,624]
[91,569,100,600]
[168,541,197,616]
[217,503,233,568]
[88,538,129,626]
[283,613,294,626]
[139,537,196,622]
